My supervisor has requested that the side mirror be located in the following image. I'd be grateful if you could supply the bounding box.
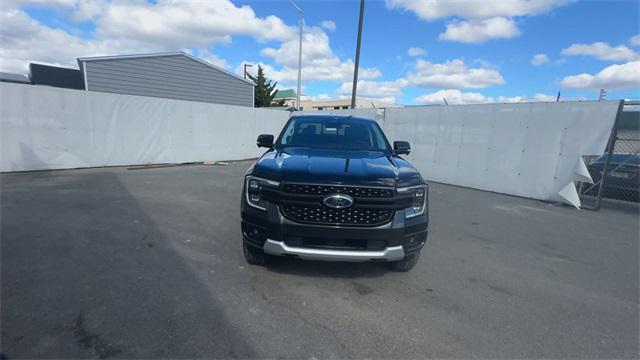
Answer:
[257,134,274,148]
[393,141,411,155]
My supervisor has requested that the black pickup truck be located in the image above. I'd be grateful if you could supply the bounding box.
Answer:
[240,114,429,271]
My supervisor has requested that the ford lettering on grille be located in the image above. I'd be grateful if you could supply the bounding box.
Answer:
[322,194,354,209]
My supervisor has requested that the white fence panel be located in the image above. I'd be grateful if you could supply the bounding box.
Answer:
[1,82,621,207]
[0,83,289,172]
[384,101,620,206]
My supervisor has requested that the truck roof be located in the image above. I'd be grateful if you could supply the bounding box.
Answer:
[290,114,377,123]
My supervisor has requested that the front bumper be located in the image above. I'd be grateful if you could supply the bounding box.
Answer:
[242,197,428,262]
[263,239,405,262]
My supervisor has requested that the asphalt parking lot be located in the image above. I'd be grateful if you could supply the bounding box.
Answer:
[1,161,638,359]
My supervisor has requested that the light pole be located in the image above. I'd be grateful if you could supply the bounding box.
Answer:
[350,0,365,109]
[289,0,303,111]
[243,63,253,79]
[598,88,607,101]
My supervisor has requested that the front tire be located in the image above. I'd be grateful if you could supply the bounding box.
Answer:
[387,250,421,272]
[243,242,266,266]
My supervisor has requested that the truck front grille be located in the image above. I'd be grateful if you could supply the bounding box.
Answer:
[278,183,398,227]
[281,204,393,226]
[282,184,394,198]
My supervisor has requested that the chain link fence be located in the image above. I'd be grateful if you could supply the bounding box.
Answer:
[580,101,640,209]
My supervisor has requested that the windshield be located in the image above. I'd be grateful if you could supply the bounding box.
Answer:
[594,154,640,165]
[276,116,390,152]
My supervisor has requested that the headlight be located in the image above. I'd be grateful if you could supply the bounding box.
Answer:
[398,184,428,219]
[245,176,279,210]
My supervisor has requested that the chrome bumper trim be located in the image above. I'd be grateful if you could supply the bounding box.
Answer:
[263,239,405,262]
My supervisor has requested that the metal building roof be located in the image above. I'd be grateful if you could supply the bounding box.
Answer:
[29,63,84,90]
[0,72,30,84]
[77,52,255,86]
[274,89,297,99]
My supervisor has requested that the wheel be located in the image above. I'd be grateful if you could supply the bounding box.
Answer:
[243,242,266,266]
[387,250,421,272]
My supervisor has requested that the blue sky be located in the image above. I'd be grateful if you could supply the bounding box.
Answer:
[2,0,639,105]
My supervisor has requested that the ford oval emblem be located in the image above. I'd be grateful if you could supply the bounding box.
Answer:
[322,194,354,209]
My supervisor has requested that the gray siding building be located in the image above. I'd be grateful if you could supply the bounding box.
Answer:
[78,52,254,107]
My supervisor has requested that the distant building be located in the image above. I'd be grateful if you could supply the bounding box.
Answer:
[0,72,30,84]
[300,98,401,111]
[272,89,297,107]
[78,52,255,107]
[30,63,84,90]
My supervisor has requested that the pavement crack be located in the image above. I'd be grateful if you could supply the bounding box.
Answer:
[72,312,122,359]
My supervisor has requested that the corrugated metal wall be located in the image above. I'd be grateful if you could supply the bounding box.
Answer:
[83,55,254,107]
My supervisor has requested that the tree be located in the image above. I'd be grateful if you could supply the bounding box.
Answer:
[246,65,278,107]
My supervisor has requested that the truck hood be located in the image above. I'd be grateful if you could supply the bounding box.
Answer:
[251,147,423,188]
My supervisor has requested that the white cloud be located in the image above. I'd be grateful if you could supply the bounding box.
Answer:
[531,53,549,65]
[186,49,229,69]
[95,0,296,49]
[301,93,331,101]
[260,27,332,68]
[407,58,505,88]
[533,93,556,101]
[1,0,364,85]
[2,0,79,10]
[415,89,560,105]
[415,89,491,104]
[561,61,640,91]
[70,0,108,22]
[387,0,567,43]
[0,0,298,74]
[320,20,336,31]
[386,0,568,20]
[439,17,520,43]
[11,0,297,47]
[407,47,427,57]
[561,42,638,61]
[336,79,409,103]
[631,35,640,47]
[259,26,381,82]
[10,0,111,22]
[0,8,149,73]
[500,95,527,102]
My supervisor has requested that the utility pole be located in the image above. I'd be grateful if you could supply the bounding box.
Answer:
[350,0,365,109]
[598,88,607,101]
[243,63,253,79]
[289,0,303,111]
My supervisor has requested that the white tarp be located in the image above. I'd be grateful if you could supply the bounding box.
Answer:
[1,82,621,207]
[382,102,620,207]
[1,83,289,172]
